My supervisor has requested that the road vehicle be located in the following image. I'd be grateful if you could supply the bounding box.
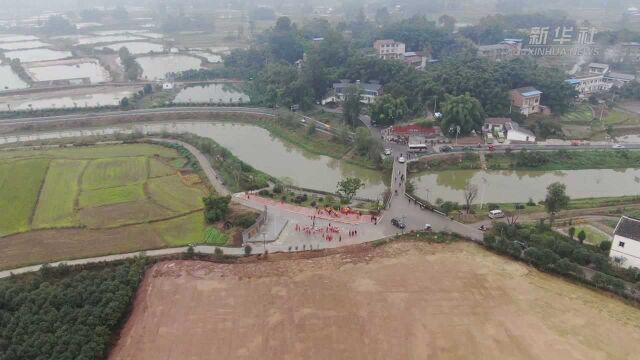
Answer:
[391,218,406,229]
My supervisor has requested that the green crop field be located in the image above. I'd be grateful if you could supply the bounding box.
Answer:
[147,175,204,213]
[0,159,49,236]
[149,158,177,177]
[79,183,145,208]
[32,160,86,229]
[82,157,148,190]
[152,212,206,245]
[0,143,220,269]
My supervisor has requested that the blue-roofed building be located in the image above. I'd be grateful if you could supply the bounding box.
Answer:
[510,86,543,116]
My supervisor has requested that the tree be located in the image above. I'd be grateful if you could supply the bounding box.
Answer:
[441,93,486,136]
[143,84,153,95]
[42,15,76,34]
[438,15,456,33]
[369,95,408,126]
[463,183,479,214]
[600,240,612,252]
[375,7,391,25]
[342,85,362,128]
[203,195,231,223]
[544,182,569,226]
[577,230,587,244]
[119,97,129,108]
[568,226,576,240]
[337,177,364,202]
[267,16,304,63]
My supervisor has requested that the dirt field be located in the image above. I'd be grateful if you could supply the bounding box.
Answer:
[110,242,640,360]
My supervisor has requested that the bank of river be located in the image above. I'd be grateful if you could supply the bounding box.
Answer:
[411,168,640,204]
[0,121,387,198]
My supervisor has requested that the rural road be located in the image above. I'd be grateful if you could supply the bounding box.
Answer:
[148,138,229,195]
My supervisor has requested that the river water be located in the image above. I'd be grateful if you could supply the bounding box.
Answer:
[411,168,640,204]
[0,121,387,199]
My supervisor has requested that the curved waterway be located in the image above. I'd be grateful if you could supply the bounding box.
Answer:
[411,168,640,204]
[0,121,387,199]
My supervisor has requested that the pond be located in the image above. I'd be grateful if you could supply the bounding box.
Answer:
[0,40,50,50]
[410,168,640,204]
[187,51,222,63]
[0,35,38,43]
[0,65,28,91]
[96,41,164,55]
[173,84,249,104]
[3,48,72,63]
[0,121,387,199]
[136,54,203,80]
[25,60,110,83]
[76,35,146,45]
[0,89,136,111]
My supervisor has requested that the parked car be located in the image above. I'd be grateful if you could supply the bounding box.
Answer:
[612,144,626,149]
[391,218,406,229]
[384,148,392,155]
[398,156,406,163]
[440,145,452,153]
[488,209,505,219]
[424,224,432,231]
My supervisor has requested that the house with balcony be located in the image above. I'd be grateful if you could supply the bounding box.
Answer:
[373,39,406,60]
[565,63,636,97]
[510,87,542,116]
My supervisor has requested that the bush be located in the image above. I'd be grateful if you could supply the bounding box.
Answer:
[233,213,258,228]
[487,203,500,210]
[599,240,612,252]
[203,195,231,223]
[591,272,626,292]
[258,189,271,197]
[515,203,525,210]
[273,183,283,194]
[483,234,497,248]
[244,245,252,255]
[214,247,224,258]
[310,200,317,207]
[527,198,536,206]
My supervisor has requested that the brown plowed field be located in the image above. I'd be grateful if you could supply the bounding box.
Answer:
[110,242,640,360]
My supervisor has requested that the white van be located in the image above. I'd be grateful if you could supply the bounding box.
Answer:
[488,209,505,219]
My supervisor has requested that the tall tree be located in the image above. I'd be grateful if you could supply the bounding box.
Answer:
[337,177,364,202]
[342,85,362,128]
[463,183,479,214]
[545,182,570,226]
[441,93,486,136]
[369,95,408,126]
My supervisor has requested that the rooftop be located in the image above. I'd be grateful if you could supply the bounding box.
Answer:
[333,81,382,92]
[484,117,512,125]
[513,86,542,97]
[614,216,640,242]
[606,72,636,81]
[589,62,610,69]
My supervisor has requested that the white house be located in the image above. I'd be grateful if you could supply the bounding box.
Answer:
[610,216,640,269]
[565,63,636,97]
[373,39,406,60]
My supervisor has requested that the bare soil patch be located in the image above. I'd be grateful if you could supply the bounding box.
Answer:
[110,242,640,360]
[0,225,164,270]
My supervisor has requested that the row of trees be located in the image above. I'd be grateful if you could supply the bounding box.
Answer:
[0,259,147,359]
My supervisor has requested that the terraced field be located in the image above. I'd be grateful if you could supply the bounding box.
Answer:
[0,143,216,269]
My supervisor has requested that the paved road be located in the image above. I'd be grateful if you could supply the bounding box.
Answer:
[0,107,278,127]
[148,138,229,195]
